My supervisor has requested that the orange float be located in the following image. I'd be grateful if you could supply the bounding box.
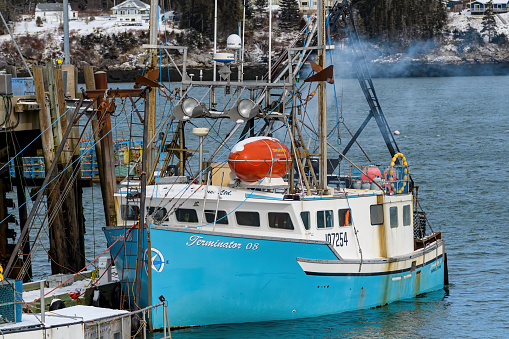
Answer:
[361,166,381,181]
[228,137,292,182]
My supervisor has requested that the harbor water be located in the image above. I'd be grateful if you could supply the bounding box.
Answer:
[27,74,509,338]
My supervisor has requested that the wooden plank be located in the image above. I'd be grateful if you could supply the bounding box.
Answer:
[94,71,117,227]
[84,66,96,90]
[34,67,55,169]
[61,64,77,99]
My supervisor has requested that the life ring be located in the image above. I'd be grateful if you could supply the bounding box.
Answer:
[387,152,409,194]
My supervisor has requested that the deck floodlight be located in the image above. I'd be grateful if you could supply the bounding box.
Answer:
[173,97,205,121]
[227,99,260,124]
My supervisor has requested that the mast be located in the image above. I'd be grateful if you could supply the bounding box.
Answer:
[268,0,272,82]
[135,0,157,321]
[317,0,327,193]
[63,0,70,64]
[147,0,158,176]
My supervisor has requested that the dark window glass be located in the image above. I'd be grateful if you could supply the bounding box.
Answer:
[317,210,333,229]
[301,211,310,230]
[121,204,139,221]
[403,205,411,226]
[370,205,384,225]
[390,206,398,228]
[205,210,228,224]
[175,208,199,223]
[268,212,294,230]
[236,212,260,227]
[338,209,352,227]
[147,206,168,222]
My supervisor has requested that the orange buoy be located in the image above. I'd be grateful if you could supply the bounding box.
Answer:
[228,137,292,182]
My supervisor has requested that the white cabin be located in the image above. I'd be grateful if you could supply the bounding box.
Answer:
[34,3,78,23]
[110,0,160,25]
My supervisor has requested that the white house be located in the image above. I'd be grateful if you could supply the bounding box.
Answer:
[111,0,160,25]
[299,0,319,12]
[468,0,509,14]
[34,3,78,23]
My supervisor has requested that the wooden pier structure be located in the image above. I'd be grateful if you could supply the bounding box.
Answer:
[0,61,110,281]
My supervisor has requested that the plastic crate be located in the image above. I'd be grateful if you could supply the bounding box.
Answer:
[32,170,45,179]
[81,169,92,178]
[32,157,44,165]
[22,157,32,166]
[0,279,23,323]
[23,170,32,179]
[81,162,93,171]
[31,164,45,172]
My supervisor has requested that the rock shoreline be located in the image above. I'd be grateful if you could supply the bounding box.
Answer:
[18,62,509,83]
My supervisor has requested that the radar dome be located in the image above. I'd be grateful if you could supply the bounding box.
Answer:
[227,34,242,50]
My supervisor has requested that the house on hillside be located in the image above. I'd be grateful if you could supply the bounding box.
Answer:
[111,0,160,25]
[35,3,78,23]
[447,0,470,12]
[468,0,509,14]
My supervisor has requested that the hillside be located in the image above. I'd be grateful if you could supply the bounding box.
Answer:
[1,6,509,77]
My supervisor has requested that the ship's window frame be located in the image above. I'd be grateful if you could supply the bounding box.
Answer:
[235,211,260,227]
[268,212,294,230]
[175,208,199,223]
[205,210,228,224]
[403,205,411,226]
[338,208,352,227]
[147,206,168,222]
[317,210,333,229]
[300,211,310,230]
[390,206,398,228]
[121,204,139,221]
[370,204,384,225]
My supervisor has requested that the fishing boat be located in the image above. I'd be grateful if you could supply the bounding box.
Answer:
[103,0,447,328]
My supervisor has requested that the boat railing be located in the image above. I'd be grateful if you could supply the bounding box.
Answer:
[349,164,410,195]
[84,299,171,338]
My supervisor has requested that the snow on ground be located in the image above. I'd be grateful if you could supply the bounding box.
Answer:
[447,10,509,36]
[1,14,179,42]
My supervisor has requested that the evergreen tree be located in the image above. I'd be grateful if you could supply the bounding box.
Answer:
[173,0,243,38]
[255,0,268,10]
[352,0,447,43]
[279,0,301,31]
[481,0,497,42]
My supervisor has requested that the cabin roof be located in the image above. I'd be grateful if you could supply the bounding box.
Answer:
[111,0,150,10]
[35,3,68,12]
[469,0,509,4]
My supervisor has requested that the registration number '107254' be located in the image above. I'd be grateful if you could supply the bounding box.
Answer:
[325,232,348,247]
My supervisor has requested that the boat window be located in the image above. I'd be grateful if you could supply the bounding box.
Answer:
[147,206,168,222]
[370,204,384,225]
[236,212,260,227]
[300,212,310,230]
[403,205,411,226]
[390,206,398,228]
[121,204,139,221]
[268,212,294,230]
[205,210,228,224]
[338,209,352,227]
[175,208,199,223]
[317,210,333,229]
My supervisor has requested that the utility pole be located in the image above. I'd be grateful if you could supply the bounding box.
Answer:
[63,0,70,64]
